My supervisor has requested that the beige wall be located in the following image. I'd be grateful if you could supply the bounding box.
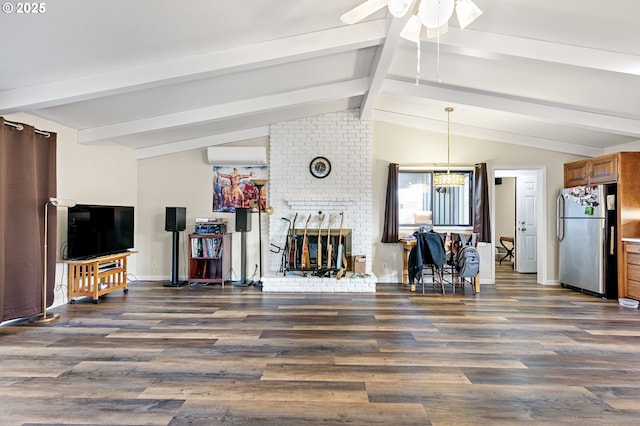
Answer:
[495,177,516,245]
[6,113,138,306]
[136,139,268,282]
[6,113,138,205]
[372,120,583,285]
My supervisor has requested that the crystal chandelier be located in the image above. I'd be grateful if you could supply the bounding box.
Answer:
[434,107,465,188]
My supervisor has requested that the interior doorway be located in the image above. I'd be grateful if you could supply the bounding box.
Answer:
[492,168,545,283]
[495,177,515,268]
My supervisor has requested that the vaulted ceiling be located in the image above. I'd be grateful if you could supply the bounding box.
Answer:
[2,0,639,159]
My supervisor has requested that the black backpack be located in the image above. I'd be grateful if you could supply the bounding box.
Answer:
[455,245,480,278]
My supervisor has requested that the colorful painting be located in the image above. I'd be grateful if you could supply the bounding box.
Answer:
[212,166,268,212]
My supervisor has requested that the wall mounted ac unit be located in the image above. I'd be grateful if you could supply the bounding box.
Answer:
[207,147,267,166]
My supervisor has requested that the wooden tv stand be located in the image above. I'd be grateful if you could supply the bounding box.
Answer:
[65,251,134,304]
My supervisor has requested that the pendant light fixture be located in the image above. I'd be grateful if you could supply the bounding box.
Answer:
[434,107,465,188]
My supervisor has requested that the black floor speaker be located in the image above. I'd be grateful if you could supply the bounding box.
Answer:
[233,208,251,287]
[163,207,187,287]
[235,207,252,232]
[165,207,186,232]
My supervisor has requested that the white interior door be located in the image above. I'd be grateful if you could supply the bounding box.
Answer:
[516,175,537,273]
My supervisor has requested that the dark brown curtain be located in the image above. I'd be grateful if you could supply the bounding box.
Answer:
[473,162,491,243]
[381,163,399,243]
[1,118,57,322]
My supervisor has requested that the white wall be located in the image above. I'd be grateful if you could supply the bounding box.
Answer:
[5,112,138,307]
[268,110,373,276]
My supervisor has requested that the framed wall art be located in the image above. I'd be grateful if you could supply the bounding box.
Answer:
[212,166,268,212]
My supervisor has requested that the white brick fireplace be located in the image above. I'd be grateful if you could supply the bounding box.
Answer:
[263,109,376,292]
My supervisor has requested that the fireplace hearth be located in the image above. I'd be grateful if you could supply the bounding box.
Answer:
[261,271,376,292]
[262,227,376,292]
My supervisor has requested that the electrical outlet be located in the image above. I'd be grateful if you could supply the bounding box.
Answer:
[382,263,388,269]
[152,262,157,270]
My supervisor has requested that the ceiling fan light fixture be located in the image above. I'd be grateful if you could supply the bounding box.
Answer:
[418,0,455,29]
[341,0,483,87]
[425,21,448,39]
[400,14,423,42]
[388,0,414,17]
[455,0,483,29]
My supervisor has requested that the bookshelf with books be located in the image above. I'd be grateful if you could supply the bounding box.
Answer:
[188,233,231,286]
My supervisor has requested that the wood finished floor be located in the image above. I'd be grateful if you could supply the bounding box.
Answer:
[1,265,640,425]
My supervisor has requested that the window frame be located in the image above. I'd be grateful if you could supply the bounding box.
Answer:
[398,168,474,228]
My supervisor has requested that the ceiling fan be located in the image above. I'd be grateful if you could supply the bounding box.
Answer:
[340,0,482,40]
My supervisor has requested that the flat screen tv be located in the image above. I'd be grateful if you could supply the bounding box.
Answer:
[67,204,134,260]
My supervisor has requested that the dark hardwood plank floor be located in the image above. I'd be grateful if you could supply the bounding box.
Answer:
[1,265,640,425]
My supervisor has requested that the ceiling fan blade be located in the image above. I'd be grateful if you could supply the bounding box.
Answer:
[340,0,389,24]
[388,0,415,18]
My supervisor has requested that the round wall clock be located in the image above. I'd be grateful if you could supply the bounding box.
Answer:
[309,156,331,179]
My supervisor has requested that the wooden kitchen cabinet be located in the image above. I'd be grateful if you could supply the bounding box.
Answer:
[589,154,618,184]
[623,241,640,300]
[563,154,618,187]
[563,160,590,186]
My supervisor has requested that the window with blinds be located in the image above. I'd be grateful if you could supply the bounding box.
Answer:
[398,170,473,227]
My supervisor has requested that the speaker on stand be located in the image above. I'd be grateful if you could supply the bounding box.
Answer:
[163,207,187,287]
[233,208,251,287]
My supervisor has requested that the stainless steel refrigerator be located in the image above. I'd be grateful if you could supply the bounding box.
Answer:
[557,184,617,298]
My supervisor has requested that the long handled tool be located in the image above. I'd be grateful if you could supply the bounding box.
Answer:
[336,212,346,269]
[289,213,298,270]
[336,212,348,279]
[301,214,312,268]
[325,214,333,269]
[316,212,324,268]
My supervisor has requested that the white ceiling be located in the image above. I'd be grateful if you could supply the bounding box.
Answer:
[2,0,640,159]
